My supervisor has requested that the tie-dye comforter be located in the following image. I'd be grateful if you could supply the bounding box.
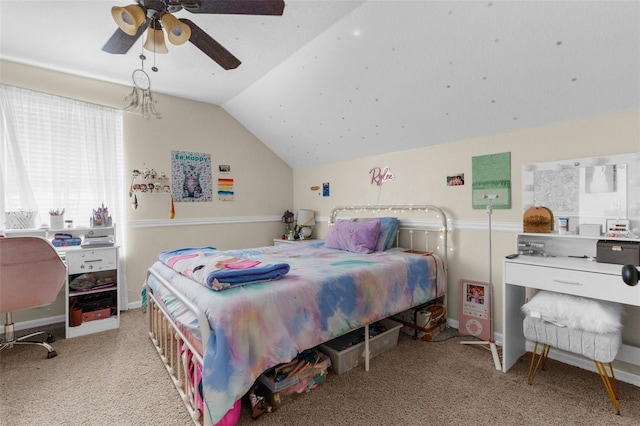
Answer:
[145,241,446,425]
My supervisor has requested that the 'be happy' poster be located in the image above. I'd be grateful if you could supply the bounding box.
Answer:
[171,151,212,202]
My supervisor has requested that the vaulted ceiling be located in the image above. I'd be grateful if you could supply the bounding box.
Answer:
[1,1,639,168]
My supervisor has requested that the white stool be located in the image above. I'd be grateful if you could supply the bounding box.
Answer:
[523,316,622,414]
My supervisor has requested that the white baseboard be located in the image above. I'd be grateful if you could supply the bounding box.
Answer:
[127,300,142,310]
[2,314,66,333]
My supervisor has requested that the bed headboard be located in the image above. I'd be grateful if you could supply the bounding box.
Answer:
[328,204,448,265]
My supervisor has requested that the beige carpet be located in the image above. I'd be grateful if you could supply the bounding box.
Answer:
[1,309,639,426]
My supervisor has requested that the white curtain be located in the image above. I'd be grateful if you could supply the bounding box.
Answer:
[0,84,128,308]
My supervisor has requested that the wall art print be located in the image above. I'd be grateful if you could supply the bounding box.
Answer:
[447,173,465,186]
[472,152,511,209]
[218,177,234,201]
[171,150,213,202]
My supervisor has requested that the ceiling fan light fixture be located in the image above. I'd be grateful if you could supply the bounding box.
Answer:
[143,27,169,54]
[161,13,191,45]
[111,4,146,36]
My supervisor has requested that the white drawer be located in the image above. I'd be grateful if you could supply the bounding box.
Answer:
[66,248,117,274]
[504,262,637,305]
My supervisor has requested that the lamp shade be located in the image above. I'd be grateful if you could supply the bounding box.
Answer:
[111,4,146,36]
[161,13,191,45]
[296,209,315,227]
[143,27,169,53]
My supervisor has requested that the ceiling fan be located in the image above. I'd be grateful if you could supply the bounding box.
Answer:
[102,0,285,70]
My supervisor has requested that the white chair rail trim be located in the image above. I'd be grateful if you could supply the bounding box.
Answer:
[128,216,283,228]
[128,216,523,233]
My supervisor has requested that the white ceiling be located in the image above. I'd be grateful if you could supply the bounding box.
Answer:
[1,1,639,169]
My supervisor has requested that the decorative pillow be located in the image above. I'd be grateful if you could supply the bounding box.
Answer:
[355,217,399,251]
[521,291,622,334]
[324,219,381,254]
[383,218,400,250]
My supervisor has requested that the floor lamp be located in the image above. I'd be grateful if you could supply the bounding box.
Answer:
[461,194,502,371]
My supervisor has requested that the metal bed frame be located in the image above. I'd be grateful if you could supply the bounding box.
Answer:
[145,204,449,426]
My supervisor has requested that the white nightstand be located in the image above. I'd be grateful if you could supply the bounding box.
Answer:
[273,238,322,246]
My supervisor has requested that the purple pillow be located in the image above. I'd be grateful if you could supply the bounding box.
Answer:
[324,219,381,253]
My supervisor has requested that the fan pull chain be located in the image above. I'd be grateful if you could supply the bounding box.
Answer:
[152,17,159,72]
[152,46,158,72]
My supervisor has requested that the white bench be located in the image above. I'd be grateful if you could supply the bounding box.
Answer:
[523,315,622,414]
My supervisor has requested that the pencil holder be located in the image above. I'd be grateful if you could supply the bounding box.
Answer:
[50,215,64,230]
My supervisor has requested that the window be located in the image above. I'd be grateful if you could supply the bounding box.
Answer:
[0,84,124,232]
[1,84,127,305]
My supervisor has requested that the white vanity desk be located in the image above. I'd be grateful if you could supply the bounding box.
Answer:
[502,252,640,373]
[504,151,640,379]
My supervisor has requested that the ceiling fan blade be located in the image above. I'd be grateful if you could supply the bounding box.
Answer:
[181,0,285,16]
[180,18,241,70]
[102,20,150,54]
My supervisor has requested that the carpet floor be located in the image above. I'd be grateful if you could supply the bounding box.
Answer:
[1,309,639,426]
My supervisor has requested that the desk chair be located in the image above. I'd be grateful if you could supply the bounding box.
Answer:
[0,236,67,358]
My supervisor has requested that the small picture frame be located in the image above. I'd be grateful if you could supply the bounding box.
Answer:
[447,173,464,186]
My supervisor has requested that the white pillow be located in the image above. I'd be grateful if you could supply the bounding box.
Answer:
[521,291,622,334]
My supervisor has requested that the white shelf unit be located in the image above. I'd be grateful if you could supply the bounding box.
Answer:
[3,225,120,338]
[65,245,120,338]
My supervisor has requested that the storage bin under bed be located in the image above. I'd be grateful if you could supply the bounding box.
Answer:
[318,318,402,374]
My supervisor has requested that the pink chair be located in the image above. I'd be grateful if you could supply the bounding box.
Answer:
[0,236,67,358]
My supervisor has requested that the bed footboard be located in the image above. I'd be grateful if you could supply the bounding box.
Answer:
[145,268,211,426]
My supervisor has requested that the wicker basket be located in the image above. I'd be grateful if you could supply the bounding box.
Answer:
[4,210,37,229]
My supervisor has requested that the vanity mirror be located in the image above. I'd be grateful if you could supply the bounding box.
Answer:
[522,152,640,238]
